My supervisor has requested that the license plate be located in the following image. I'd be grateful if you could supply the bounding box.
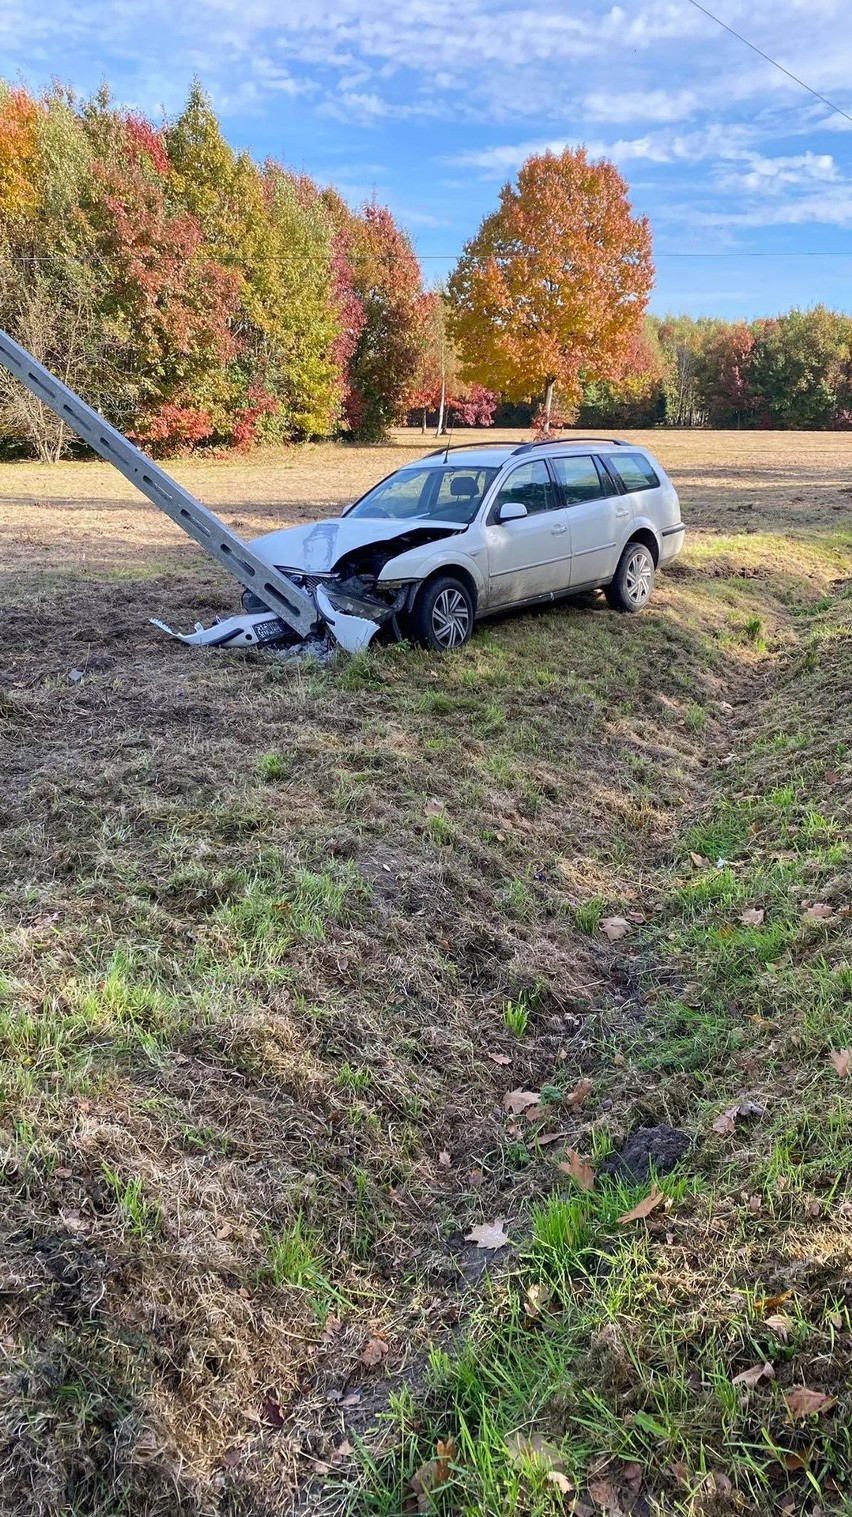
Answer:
[256,617,289,643]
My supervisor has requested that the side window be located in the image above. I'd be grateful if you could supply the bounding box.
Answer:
[494,460,557,517]
[609,452,660,492]
[551,455,607,505]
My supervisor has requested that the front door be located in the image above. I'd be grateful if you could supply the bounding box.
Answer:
[483,460,572,607]
[549,454,632,587]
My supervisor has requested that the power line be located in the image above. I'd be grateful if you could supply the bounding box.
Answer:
[683,0,852,129]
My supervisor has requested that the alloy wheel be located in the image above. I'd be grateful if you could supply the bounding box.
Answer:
[624,550,653,607]
[431,587,471,647]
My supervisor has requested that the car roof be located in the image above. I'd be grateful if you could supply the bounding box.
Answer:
[412,438,646,471]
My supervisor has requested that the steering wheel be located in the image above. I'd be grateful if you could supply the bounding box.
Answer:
[367,505,391,518]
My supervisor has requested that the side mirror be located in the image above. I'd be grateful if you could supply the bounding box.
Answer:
[498,500,528,523]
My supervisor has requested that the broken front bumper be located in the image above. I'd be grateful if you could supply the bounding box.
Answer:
[151,578,405,655]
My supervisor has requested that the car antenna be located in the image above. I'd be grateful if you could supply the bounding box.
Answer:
[442,408,455,462]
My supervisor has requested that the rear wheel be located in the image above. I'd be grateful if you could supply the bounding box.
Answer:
[411,575,474,651]
[605,541,655,612]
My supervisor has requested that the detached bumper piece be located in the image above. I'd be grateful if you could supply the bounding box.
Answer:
[150,611,302,649]
[150,579,402,655]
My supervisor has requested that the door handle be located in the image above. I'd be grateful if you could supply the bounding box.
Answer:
[615,507,630,519]
[551,522,567,535]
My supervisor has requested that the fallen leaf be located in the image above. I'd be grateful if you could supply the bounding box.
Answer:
[360,1336,389,1367]
[783,1449,812,1471]
[712,1106,739,1135]
[713,1099,762,1135]
[68,668,84,683]
[438,1150,451,1168]
[503,1088,540,1115]
[465,1218,509,1250]
[600,915,630,942]
[535,1130,564,1146]
[785,1387,837,1419]
[623,1462,643,1494]
[690,851,709,868]
[626,911,645,923]
[804,902,834,920]
[341,1390,361,1407]
[618,1185,664,1224]
[31,912,60,929]
[829,1049,851,1078]
[765,1313,792,1342]
[333,1439,354,1462]
[262,1395,284,1429]
[825,769,840,785]
[762,1290,792,1311]
[524,1282,553,1319]
[410,1437,456,1510]
[468,1168,484,1187]
[547,1470,573,1494]
[222,1447,241,1470]
[505,1432,567,1475]
[588,1477,621,1510]
[487,1051,512,1065]
[424,798,445,817]
[740,907,765,926]
[748,1194,762,1213]
[732,1361,775,1386]
[557,1148,596,1193]
[805,1198,821,1218]
[707,1472,733,1496]
[566,1077,594,1109]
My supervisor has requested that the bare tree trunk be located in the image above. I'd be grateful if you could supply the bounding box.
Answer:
[436,376,446,438]
[421,409,427,433]
[543,378,555,433]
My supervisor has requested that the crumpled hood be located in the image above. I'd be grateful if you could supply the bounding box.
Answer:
[251,516,460,575]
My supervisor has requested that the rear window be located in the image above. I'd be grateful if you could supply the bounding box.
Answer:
[609,453,660,492]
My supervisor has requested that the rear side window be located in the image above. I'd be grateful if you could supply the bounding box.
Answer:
[551,455,611,504]
[609,452,660,492]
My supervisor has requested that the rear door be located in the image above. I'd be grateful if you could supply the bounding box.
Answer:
[549,453,632,587]
[483,459,572,607]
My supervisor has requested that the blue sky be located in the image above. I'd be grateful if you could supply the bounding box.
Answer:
[4,0,852,317]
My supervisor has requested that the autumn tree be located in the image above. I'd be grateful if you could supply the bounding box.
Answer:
[448,147,653,431]
[579,323,665,428]
[330,198,433,441]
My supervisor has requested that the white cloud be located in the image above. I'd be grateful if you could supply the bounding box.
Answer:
[717,151,839,193]
[583,88,698,125]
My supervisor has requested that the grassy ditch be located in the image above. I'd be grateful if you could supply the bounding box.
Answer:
[347,586,852,1517]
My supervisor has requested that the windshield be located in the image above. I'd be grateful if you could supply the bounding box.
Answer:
[349,464,498,526]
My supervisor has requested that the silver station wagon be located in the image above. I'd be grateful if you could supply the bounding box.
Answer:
[246,437,686,652]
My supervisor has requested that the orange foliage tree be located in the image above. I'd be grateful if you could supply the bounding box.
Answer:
[448,147,654,430]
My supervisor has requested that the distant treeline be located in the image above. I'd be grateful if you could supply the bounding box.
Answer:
[579,310,852,431]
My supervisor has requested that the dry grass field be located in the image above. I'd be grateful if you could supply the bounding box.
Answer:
[1,429,851,1517]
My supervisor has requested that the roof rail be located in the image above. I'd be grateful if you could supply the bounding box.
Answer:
[424,440,516,457]
[512,436,630,453]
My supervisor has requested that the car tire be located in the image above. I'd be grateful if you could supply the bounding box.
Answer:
[605,541,656,613]
[411,575,475,651]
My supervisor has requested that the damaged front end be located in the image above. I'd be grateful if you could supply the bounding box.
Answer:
[152,518,458,656]
[151,566,410,656]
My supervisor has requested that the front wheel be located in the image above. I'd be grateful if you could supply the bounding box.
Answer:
[410,575,474,650]
[605,542,656,613]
